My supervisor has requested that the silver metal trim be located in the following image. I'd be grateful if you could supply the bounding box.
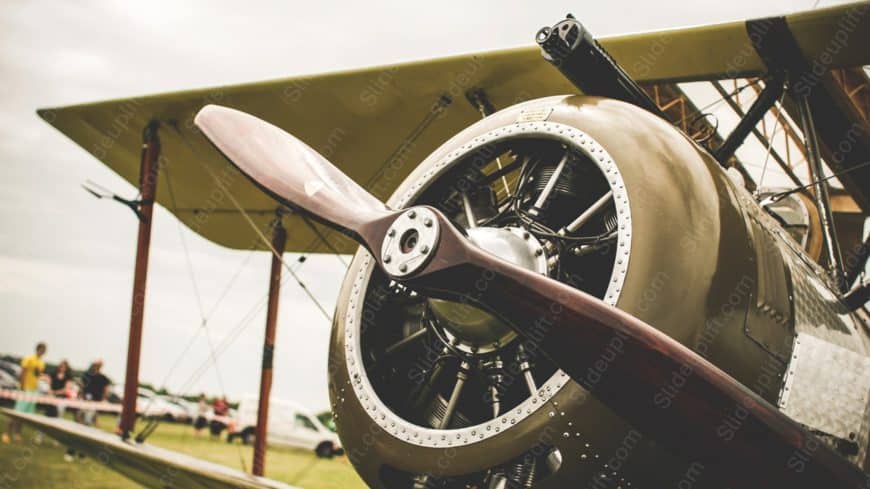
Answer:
[380,207,440,277]
[343,121,633,448]
[779,332,870,441]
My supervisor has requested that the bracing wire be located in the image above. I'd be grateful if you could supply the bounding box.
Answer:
[289,94,450,274]
[168,123,333,322]
[203,249,257,322]
[130,124,338,468]
[135,163,252,472]
[755,91,788,193]
[144,241,257,408]
[673,78,765,128]
[165,165,207,318]
[763,159,870,206]
[300,215,348,267]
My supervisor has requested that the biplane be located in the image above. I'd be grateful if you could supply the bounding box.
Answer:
[6,2,870,488]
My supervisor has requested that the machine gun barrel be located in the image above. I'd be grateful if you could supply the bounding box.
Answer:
[537,16,667,120]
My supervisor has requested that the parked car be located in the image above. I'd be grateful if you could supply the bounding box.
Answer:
[137,389,188,421]
[227,396,342,458]
[0,359,21,379]
[0,369,18,390]
[316,411,337,432]
[159,395,194,423]
[0,359,49,393]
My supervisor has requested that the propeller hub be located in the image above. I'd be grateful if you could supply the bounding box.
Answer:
[380,207,440,277]
[429,226,548,354]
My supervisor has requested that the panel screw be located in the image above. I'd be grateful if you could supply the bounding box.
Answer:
[420,245,430,254]
[384,255,392,264]
[399,264,408,273]
[408,210,417,219]
[388,229,396,237]
[423,218,433,227]
[535,248,543,256]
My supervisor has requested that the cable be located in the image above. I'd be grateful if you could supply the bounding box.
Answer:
[164,164,207,317]
[142,163,255,395]
[687,113,719,145]
[169,124,333,322]
[362,94,452,190]
[140,217,259,410]
[172,285,274,396]
[289,94,452,273]
[135,164,254,473]
[300,215,348,267]
[203,249,257,322]
[762,159,870,206]
[755,91,788,193]
[673,78,764,128]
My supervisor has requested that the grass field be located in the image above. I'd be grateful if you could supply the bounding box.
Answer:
[0,414,367,488]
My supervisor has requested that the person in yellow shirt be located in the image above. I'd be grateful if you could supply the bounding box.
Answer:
[2,342,46,443]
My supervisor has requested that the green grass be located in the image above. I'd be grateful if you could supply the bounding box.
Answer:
[0,414,367,489]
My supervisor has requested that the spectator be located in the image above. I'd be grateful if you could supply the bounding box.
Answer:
[46,360,71,419]
[65,360,110,462]
[80,360,110,427]
[194,393,208,436]
[210,396,229,438]
[2,342,46,444]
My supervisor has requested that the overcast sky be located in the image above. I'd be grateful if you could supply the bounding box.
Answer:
[0,0,849,412]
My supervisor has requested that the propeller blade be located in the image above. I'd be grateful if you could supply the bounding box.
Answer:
[194,104,396,250]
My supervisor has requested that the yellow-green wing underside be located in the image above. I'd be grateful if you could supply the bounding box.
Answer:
[39,3,870,252]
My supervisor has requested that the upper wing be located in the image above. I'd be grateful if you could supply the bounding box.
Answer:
[2,408,296,489]
[38,3,870,253]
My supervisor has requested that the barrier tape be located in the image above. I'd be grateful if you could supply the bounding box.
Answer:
[0,389,233,424]
[0,388,120,412]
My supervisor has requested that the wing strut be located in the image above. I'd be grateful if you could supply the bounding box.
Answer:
[120,120,161,438]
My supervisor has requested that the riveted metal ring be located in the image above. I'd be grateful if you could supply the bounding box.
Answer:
[344,120,632,448]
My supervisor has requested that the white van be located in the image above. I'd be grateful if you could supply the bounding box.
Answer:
[228,396,342,458]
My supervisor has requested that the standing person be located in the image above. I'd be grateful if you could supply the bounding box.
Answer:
[46,360,71,419]
[80,360,111,428]
[209,396,229,438]
[45,359,71,447]
[193,393,208,436]
[2,343,46,444]
[65,360,111,462]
